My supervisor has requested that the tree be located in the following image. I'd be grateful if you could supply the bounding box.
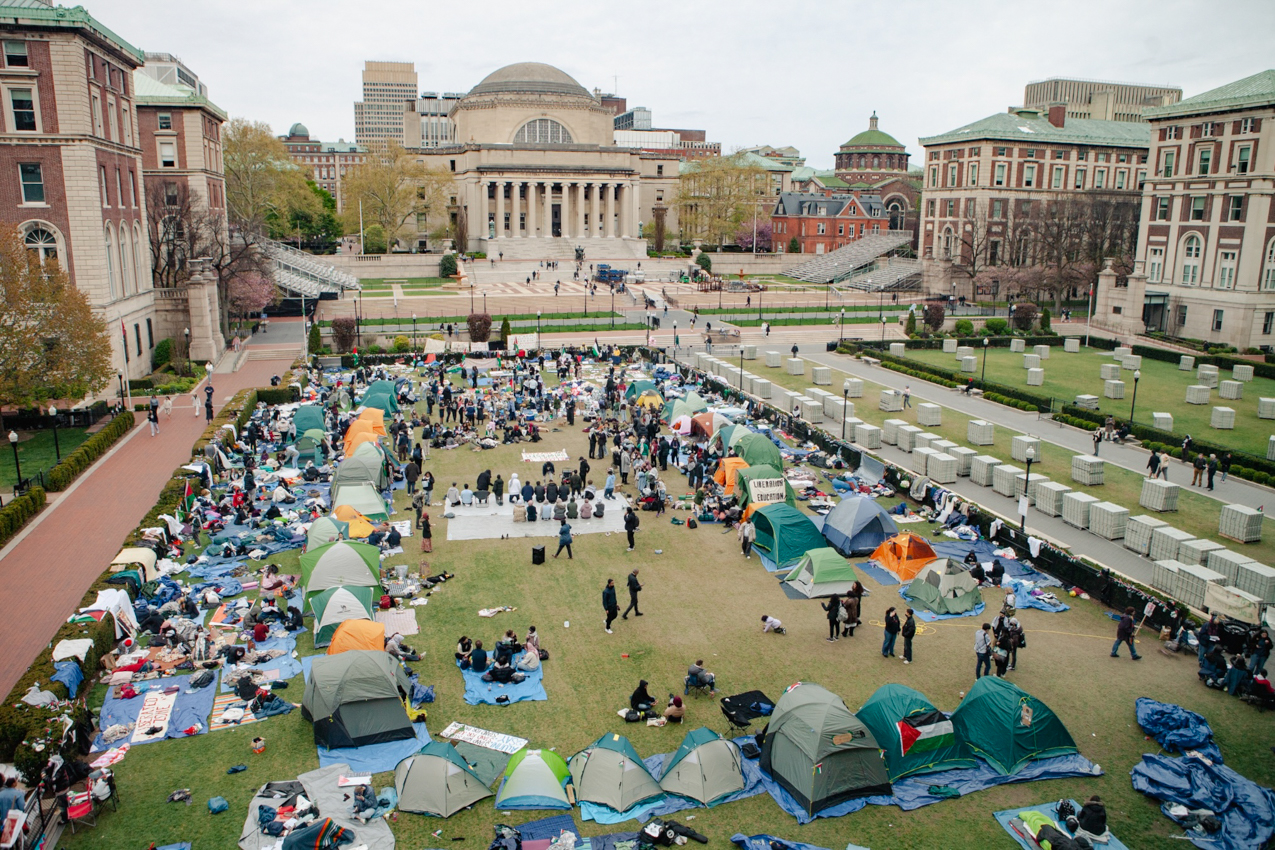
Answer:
[696,254,712,273]
[1039,307,1052,332]
[0,225,112,416]
[788,236,800,254]
[467,313,492,343]
[363,224,387,255]
[342,142,453,251]
[1012,302,1039,332]
[224,118,315,238]
[226,272,278,333]
[273,181,343,251]
[439,253,457,277]
[923,302,945,332]
[734,221,773,252]
[331,318,356,353]
[904,311,917,336]
[499,318,512,344]
[675,152,768,249]
[308,322,321,353]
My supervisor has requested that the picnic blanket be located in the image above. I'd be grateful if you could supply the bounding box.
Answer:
[994,800,1131,850]
[1131,753,1275,850]
[374,608,419,637]
[91,673,215,751]
[438,721,528,754]
[522,450,569,463]
[731,836,851,850]
[316,721,431,773]
[457,659,547,706]
[210,693,268,731]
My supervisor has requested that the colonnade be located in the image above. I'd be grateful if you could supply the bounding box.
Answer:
[471,178,641,240]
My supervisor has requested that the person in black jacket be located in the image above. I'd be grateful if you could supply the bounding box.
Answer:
[624,507,639,551]
[901,608,917,664]
[1074,795,1107,840]
[630,679,653,711]
[1110,606,1142,660]
[622,569,643,619]
[603,579,619,633]
[882,607,901,657]
[822,593,842,642]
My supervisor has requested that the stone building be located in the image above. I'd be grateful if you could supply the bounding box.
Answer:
[831,114,920,238]
[278,123,366,212]
[1022,78,1181,123]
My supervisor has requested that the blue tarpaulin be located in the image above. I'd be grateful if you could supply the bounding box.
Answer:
[993,801,1131,850]
[731,834,856,850]
[316,721,431,773]
[52,660,84,699]
[1130,753,1275,850]
[1135,698,1223,763]
[457,659,547,706]
[91,674,216,751]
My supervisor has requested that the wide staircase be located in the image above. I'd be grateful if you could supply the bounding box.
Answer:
[264,239,362,296]
[783,233,912,283]
[488,237,649,262]
[836,256,922,292]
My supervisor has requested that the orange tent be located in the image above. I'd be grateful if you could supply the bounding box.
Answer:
[357,408,387,437]
[333,504,376,539]
[343,420,374,453]
[327,618,386,654]
[345,430,380,457]
[713,457,748,495]
[869,532,937,582]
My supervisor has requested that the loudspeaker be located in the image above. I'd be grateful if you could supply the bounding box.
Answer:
[532,545,545,565]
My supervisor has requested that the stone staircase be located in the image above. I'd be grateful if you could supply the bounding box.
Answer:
[486,237,648,262]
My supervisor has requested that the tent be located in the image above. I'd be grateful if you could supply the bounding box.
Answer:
[301,650,413,748]
[494,748,574,810]
[869,532,938,582]
[950,676,1078,775]
[292,405,325,437]
[752,504,826,569]
[299,540,381,598]
[110,547,159,582]
[634,390,664,410]
[736,465,798,519]
[658,727,744,806]
[365,379,398,400]
[713,457,749,495]
[343,420,376,455]
[306,516,348,550]
[669,414,693,435]
[734,433,784,472]
[332,505,376,539]
[308,585,375,648]
[357,407,388,437]
[821,497,899,556]
[904,559,983,616]
[759,682,891,815]
[680,391,709,415]
[295,428,327,460]
[783,548,858,598]
[691,411,732,438]
[326,616,385,654]
[625,380,657,400]
[360,393,397,416]
[332,481,389,523]
[332,447,389,505]
[857,684,976,781]
[569,733,664,812]
[395,741,494,817]
[711,423,746,453]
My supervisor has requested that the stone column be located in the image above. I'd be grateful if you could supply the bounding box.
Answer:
[617,183,628,238]
[576,183,586,240]
[631,181,642,239]
[527,182,537,238]
[604,183,615,238]
[557,182,568,238]
[494,180,505,239]
[590,182,600,239]
[544,182,553,239]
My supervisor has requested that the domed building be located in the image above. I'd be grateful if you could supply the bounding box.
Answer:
[832,113,921,235]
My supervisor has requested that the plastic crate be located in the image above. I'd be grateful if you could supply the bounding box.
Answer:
[811,367,832,386]
[1206,549,1256,583]
[1211,407,1236,430]
[992,464,1024,497]
[844,379,863,398]
[1122,354,1142,370]
[1149,526,1195,562]
[1259,398,1275,420]
[1125,515,1168,555]
[1089,501,1129,540]
[969,455,1002,486]
[854,423,881,448]
[879,390,903,412]
[786,358,805,375]
[917,403,942,426]
[1010,339,1025,353]
[1235,562,1275,603]
[1219,380,1243,400]
[897,425,922,452]
[1023,353,1041,369]
[1152,560,1183,594]
[1064,338,1080,353]
[961,356,977,373]
[1219,504,1263,543]
[915,432,941,452]
[1014,473,1049,504]
[1175,563,1227,610]
[1071,454,1105,486]
[1035,481,1073,516]
[1153,412,1173,430]
[1179,355,1195,371]
[1139,479,1180,512]
[949,446,977,476]
[1075,394,1100,410]
[943,339,958,354]
[765,351,782,368]
[1185,385,1211,405]
[1011,435,1041,462]
[1234,364,1254,382]
[1104,379,1125,399]
[1178,538,1226,567]
[928,453,958,484]
[913,446,937,474]
[1100,363,1121,381]
[1062,492,1100,529]
[881,418,906,445]
[1027,368,1044,386]
[967,419,995,445]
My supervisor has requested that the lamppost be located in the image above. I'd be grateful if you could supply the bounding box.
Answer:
[839,308,845,344]
[610,286,615,329]
[758,288,763,323]
[981,337,990,390]
[1021,446,1036,531]
[739,342,745,394]
[880,315,886,343]
[841,379,852,441]
[673,321,678,353]
[1130,369,1141,423]
[116,370,125,409]
[8,431,20,489]
[536,310,542,350]
[183,327,190,376]
[412,313,417,353]
[48,406,61,461]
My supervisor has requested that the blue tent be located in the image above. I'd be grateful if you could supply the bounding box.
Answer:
[821,496,899,556]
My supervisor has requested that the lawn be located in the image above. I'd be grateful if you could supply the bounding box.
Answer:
[58,377,1275,850]
[0,427,90,489]
[902,346,1275,459]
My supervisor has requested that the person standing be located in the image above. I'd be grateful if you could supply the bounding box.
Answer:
[1220,452,1233,483]
[603,579,619,634]
[622,569,643,618]
[553,520,573,559]
[1006,618,1024,671]
[1110,607,1142,660]
[975,623,993,678]
[1192,452,1206,487]
[1146,450,1160,479]
[412,490,426,529]
[882,607,900,656]
[404,459,420,495]
[901,608,916,664]
[205,398,215,424]
[1206,454,1218,491]
[624,507,639,551]
[902,385,912,409]
[1092,428,1102,457]
[738,517,755,558]
[822,593,843,643]
[148,404,160,436]
[419,510,432,553]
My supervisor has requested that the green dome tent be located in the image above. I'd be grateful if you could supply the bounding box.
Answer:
[301,650,413,748]
[710,423,745,453]
[752,503,825,569]
[680,391,709,415]
[903,559,983,616]
[734,433,784,471]
[365,379,398,398]
[299,540,381,599]
[293,405,325,436]
[494,749,573,810]
[331,444,389,505]
[783,548,858,598]
[759,682,891,815]
[857,684,976,781]
[332,481,389,523]
[295,428,328,461]
[308,585,375,647]
[625,380,657,400]
[394,741,494,817]
[950,676,1078,775]
[658,727,744,806]
[360,392,397,415]
[306,516,348,550]
[570,733,664,813]
[735,465,798,516]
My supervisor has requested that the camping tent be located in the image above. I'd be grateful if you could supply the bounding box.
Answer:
[365,379,398,401]
[680,391,709,415]
[734,433,784,472]
[625,380,657,400]
[658,727,744,806]
[857,684,976,781]
[295,428,328,461]
[711,424,746,453]
[395,741,494,817]
[669,414,693,435]
[783,548,859,598]
[301,650,413,748]
[759,682,891,814]
[570,733,664,812]
[309,585,375,648]
[752,504,826,569]
[293,404,325,435]
[360,393,397,416]
[326,616,385,654]
[634,390,664,410]
[111,547,159,582]
[869,532,938,582]
[332,482,389,522]
[300,540,381,598]
[736,465,798,518]
[332,447,389,505]
[821,497,899,556]
[306,516,348,550]
[691,411,732,438]
[950,676,1078,775]
[357,408,388,436]
[332,505,376,539]
[343,420,376,454]
[713,457,748,495]
[494,748,573,810]
[904,559,983,616]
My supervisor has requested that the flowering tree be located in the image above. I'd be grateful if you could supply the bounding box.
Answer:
[226,272,278,332]
[734,221,773,252]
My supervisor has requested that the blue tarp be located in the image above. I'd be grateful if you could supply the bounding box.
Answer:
[1130,753,1275,850]
[316,721,431,773]
[516,814,581,842]
[91,674,216,751]
[993,800,1131,850]
[457,659,547,706]
[1002,577,1070,613]
[52,660,84,699]
[730,834,850,850]
[1135,698,1223,763]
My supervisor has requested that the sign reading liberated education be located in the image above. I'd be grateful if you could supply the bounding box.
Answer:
[749,478,787,506]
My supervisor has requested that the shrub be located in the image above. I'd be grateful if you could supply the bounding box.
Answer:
[393,335,410,353]
[1233,466,1250,480]
[696,253,712,273]
[1246,347,1263,355]
[1040,307,1051,332]
[954,319,974,335]
[46,411,135,491]
[331,317,357,353]
[368,344,385,355]
[152,338,173,369]
[439,253,458,277]
[985,317,1009,335]
[1012,302,1039,332]
[905,312,916,336]
[308,322,321,354]
[363,223,387,254]
[500,318,512,343]
[1256,471,1271,487]
[467,312,493,342]
[923,302,945,332]
[0,486,45,547]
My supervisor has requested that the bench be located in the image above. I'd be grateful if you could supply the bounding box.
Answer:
[862,357,881,367]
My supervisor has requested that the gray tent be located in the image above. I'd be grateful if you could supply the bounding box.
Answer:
[395,741,493,817]
[821,496,899,556]
[301,651,413,748]
[658,727,744,806]
[569,733,663,812]
[306,516,348,550]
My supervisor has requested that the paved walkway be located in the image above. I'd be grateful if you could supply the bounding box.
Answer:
[0,354,294,699]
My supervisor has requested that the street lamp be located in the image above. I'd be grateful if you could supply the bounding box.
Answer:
[673,321,678,353]
[8,431,19,489]
[116,370,125,409]
[739,342,745,394]
[610,285,615,329]
[48,406,60,461]
[842,379,852,441]
[1021,446,1036,531]
[981,337,990,391]
[1130,369,1141,423]
[536,310,542,350]
[839,308,845,344]
[412,313,417,354]
[183,328,190,376]
[880,315,886,343]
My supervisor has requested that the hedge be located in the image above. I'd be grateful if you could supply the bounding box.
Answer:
[46,410,135,491]
[0,486,46,548]
[868,349,1055,412]
[1128,343,1275,380]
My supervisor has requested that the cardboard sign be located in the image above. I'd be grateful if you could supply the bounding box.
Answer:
[749,478,787,505]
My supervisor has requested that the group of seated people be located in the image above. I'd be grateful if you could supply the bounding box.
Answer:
[964,550,1006,586]
[1196,621,1274,704]
[626,660,719,724]
[456,627,544,683]
[518,494,604,523]
[364,521,403,549]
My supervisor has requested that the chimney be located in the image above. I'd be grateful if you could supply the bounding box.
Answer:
[1047,103,1066,128]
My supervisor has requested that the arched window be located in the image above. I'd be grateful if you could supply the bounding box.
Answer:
[1263,238,1275,291]
[1180,234,1202,285]
[887,201,904,231]
[134,223,146,289]
[119,224,131,294]
[873,156,880,169]
[23,224,59,265]
[941,227,954,260]
[514,119,572,144]
[104,224,117,299]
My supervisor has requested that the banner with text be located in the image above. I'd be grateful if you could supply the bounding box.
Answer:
[749,478,787,506]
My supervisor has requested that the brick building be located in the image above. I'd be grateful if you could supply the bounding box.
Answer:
[771,191,886,254]
[832,114,920,238]
[278,123,366,212]
[1096,70,1275,350]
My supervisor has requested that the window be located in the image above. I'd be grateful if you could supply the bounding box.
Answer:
[146,319,154,349]
[1229,196,1244,221]
[1116,170,1126,190]
[1190,197,1206,221]
[99,166,109,206]
[1148,247,1164,282]
[1212,309,1224,332]
[1202,121,1214,136]
[104,225,116,298]
[1197,148,1212,175]
[3,40,28,67]
[1052,166,1064,189]
[945,199,955,217]
[1217,251,1237,290]
[164,181,178,206]
[929,166,938,187]
[23,225,57,264]
[159,140,176,167]
[134,323,141,356]
[90,92,102,137]
[992,199,1004,219]
[1160,150,1175,177]
[1167,126,1181,140]
[817,222,826,234]
[926,199,935,216]
[941,227,953,259]
[1054,150,1066,160]
[1156,197,1170,221]
[157,112,172,130]
[1097,152,1108,163]
[1181,235,1202,284]
[513,118,572,144]
[1264,239,1275,290]
[1025,149,1036,158]
[1265,313,1274,336]
[947,163,957,187]
[121,108,131,147]
[118,226,130,295]
[1077,150,1088,161]
[1241,117,1254,134]
[989,239,1000,265]
[106,95,118,141]
[656,165,663,176]
[1236,146,1251,174]
[8,87,36,131]
[996,146,1007,156]
[969,163,978,186]
[1137,170,1146,189]
[18,162,43,203]
[994,163,1006,186]
[1023,164,1036,188]
[1074,168,1086,189]
[1095,169,1106,189]
[1177,305,1188,326]
[837,223,844,235]
[129,171,137,206]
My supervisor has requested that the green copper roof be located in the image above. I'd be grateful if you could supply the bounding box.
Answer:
[920,111,1150,149]
[132,71,227,120]
[0,2,144,63]
[1145,70,1275,118]
[815,170,848,188]
[842,128,903,150]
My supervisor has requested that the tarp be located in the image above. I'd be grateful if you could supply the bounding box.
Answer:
[317,722,431,773]
[299,541,380,599]
[1134,698,1222,763]
[457,659,547,706]
[301,651,414,748]
[111,547,159,583]
[714,457,748,495]
[495,748,573,810]
[395,740,493,817]
[91,673,215,751]
[857,684,975,781]
[783,548,858,598]
[571,733,664,813]
[869,533,937,582]
[309,585,375,648]
[821,496,899,556]
[903,559,983,616]
[951,676,1078,775]
[326,617,385,654]
[238,765,395,850]
[994,800,1132,850]
[1131,753,1275,850]
[752,504,826,569]
[659,727,745,806]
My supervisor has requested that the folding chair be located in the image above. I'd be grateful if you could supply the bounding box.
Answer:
[684,675,714,699]
[719,689,775,738]
[59,789,96,833]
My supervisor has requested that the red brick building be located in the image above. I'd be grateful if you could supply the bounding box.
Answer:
[771,191,887,254]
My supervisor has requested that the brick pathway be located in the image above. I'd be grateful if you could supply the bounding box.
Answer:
[0,355,294,699]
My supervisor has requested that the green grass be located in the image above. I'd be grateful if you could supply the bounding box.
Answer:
[700,305,907,316]
[0,427,90,488]
[902,346,1275,458]
[57,383,1275,850]
[359,277,450,287]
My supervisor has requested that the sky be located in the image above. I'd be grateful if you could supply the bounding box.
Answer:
[103,0,1274,170]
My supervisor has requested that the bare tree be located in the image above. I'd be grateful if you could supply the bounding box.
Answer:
[341,142,453,250]
[954,199,996,284]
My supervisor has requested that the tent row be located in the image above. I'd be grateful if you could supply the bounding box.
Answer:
[299,541,381,647]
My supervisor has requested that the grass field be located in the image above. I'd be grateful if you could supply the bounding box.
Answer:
[902,346,1275,458]
[58,378,1275,850]
[0,427,89,488]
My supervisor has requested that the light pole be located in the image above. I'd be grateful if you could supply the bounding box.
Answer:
[1130,369,1141,423]
[758,288,763,323]
[841,379,852,441]
[536,310,542,350]
[839,308,845,344]
[116,370,125,409]
[673,321,678,353]
[610,286,615,329]
[48,406,60,461]
[880,315,886,343]
[183,327,190,376]
[739,343,745,394]
[981,337,990,390]
[1021,446,1036,531]
[8,431,20,489]
[412,313,417,354]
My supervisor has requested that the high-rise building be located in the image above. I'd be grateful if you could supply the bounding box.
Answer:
[353,61,417,148]
[404,92,462,148]
[1023,78,1182,123]
[138,51,207,97]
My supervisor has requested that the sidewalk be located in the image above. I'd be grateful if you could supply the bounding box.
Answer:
[0,355,294,699]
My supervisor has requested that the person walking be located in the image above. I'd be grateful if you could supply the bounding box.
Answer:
[622,569,643,619]
[1146,449,1160,479]
[822,593,843,643]
[975,623,993,678]
[1006,618,1024,671]
[1110,606,1142,660]
[1092,428,1102,457]
[205,398,214,424]
[553,520,573,559]
[1156,450,1169,481]
[1220,452,1232,483]
[1206,454,1218,491]
[882,607,900,657]
[624,507,639,551]
[901,608,917,664]
[902,385,912,409]
[738,517,755,558]
[148,404,160,436]
[603,579,619,634]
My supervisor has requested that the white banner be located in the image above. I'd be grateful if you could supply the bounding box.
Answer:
[1204,583,1261,625]
[749,478,787,505]
[510,334,539,351]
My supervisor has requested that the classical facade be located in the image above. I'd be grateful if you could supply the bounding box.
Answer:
[1023,78,1182,123]
[1096,70,1275,350]
[279,124,366,212]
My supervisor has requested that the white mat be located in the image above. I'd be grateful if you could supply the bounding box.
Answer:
[438,722,528,754]
[374,609,419,636]
[132,689,177,743]
[446,500,628,541]
[521,450,570,463]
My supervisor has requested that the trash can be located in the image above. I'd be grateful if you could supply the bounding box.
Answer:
[532,546,545,565]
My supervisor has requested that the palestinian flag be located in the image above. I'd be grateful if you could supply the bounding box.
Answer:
[897,710,955,756]
[176,478,196,522]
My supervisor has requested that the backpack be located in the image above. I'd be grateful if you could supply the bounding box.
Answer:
[836,606,849,623]
[208,796,229,815]
[687,518,698,529]
[623,709,641,722]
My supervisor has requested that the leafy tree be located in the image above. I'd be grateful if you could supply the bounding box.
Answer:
[500,318,512,343]
[696,253,712,273]
[439,253,457,277]
[0,225,112,417]
[275,181,343,249]
[1039,307,1052,332]
[342,142,453,250]
[331,318,357,353]
[224,118,316,238]
[788,236,800,254]
[363,224,387,255]
[676,152,768,249]
[923,302,945,332]
[467,313,492,343]
[308,322,321,353]
[152,338,173,370]
[904,311,917,336]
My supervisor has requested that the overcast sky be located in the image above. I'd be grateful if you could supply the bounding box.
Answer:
[106,0,1273,169]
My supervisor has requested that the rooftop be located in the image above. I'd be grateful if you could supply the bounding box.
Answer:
[1144,70,1275,119]
[0,1,144,62]
[920,110,1150,148]
[841,112,903,150]
[468,62,591,99]
[132,70,226,119]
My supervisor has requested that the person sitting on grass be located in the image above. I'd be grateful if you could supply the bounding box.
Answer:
[387,632,419,662]
[630,679,654,712]
[469,640,488,673]
[664,695,685,723]
[455,636,473,666]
